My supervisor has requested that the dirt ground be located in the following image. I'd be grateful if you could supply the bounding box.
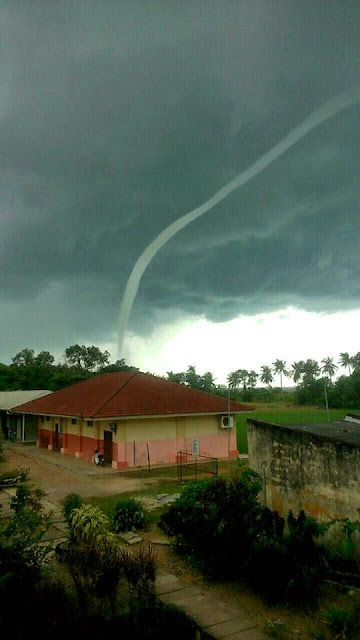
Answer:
[1,443,166,505]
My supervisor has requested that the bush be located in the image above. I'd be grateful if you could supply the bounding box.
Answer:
[0,467,28,484]
[110,498,149,533]
[325,601,360,639]
[62,493,83,523]
[160,473,325,602]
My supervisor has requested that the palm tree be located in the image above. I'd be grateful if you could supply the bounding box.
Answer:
[227,370,241,389]
[338,352,353,376]
[201,371,216,392]
[290,361,304,384]
[238,369,249,390]
[302,359,320,381]
[247,370,258,389]
[321,357,338,381]
[272,359,288,390]
[260,365,273,388]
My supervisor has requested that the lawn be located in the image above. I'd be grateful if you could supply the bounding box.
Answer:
[237,405,360,453]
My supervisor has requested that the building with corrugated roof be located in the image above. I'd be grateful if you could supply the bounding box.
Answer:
[0,390,52,442]
[14,372,251,468]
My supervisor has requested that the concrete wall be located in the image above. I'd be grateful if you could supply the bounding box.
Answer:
[37,413,238,468]
[247,418,360,521]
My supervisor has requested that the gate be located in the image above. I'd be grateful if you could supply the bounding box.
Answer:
[177,451,218,483]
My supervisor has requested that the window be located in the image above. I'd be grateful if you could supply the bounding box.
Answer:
[45,416,50,422]
[87,420,93,426]
[71,418,77,425]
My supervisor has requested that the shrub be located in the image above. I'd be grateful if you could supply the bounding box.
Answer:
[0,467,28,484]
[324,601,360,639]
[120,545,157,604]
[247,510,326,602]
[160,473,325,602]
[62,493,83,523]
[110,498,149,533]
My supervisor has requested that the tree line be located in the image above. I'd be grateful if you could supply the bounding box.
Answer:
[1,347,359,409]
[0,345,136,391]
[227,352,358,391]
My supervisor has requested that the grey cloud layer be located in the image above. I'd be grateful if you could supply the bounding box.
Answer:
[1,1,360,358]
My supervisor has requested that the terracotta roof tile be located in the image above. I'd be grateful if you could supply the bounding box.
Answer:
[13,372,252,419]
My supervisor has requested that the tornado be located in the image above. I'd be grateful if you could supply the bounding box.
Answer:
[117,88,360,356]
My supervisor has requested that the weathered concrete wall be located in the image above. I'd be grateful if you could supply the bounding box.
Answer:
[247,419,360,521]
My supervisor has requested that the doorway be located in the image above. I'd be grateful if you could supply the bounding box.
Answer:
[103,430,113,464]
[53,423,63,452]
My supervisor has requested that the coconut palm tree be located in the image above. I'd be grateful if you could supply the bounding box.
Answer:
[302,359,320,380]
[338,352,353,376]
[247,370,258,389]
[290,360,304,384]
[260,365,273,388]
[321,357,338,381]
[227,370,241,389]
[272,359,288,390]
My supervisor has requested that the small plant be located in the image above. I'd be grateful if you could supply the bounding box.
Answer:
[265,619,288,639]
[110,498,149,533]
[0,467,28,485]
[121,544,157,604]
[324,602,360,639]
[62,493,83,523]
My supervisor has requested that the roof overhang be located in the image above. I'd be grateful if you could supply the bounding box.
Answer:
[18,409,251,421]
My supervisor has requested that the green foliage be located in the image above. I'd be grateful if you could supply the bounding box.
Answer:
[68,504,110,545]
[0,483,51,584]
[120,545,157,605]
[0,467,28,484]
[247,510,326,602]
[160,474,325,603]
[265,619,288,639]
[110,498,149,532]
[324,601,360,639]
[62,493,83,523]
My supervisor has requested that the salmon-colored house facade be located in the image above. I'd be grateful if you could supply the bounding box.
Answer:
[14,372,250,469]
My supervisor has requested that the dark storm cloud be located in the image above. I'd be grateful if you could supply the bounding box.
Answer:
[1,1,360,358]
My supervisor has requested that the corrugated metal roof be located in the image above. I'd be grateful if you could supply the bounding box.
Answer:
[0,390,52,411]
[13,372,252,418]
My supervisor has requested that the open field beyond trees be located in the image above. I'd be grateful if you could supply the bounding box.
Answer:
[236,404,360,453]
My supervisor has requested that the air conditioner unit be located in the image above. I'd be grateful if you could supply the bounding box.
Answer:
[220,415,234,429]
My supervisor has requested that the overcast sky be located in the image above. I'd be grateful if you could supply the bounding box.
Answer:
[1,2,359,382]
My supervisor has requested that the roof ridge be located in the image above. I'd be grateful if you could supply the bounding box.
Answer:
[92,370,139,417]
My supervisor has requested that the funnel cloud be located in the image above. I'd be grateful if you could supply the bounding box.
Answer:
[118,89,360,355]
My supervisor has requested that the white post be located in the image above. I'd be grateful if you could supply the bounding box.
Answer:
[324,381,330,422]
[227,385,231,478]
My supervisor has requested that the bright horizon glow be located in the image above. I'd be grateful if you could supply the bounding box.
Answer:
[100,307,360,385]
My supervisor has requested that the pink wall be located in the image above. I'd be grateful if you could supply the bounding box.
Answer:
[38,425,238,468]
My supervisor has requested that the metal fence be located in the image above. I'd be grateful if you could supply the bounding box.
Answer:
[177,450,219,483]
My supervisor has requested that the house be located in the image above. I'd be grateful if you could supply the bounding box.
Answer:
[0,390,52,442]
[247,415,360,521]
[14,371,251,469]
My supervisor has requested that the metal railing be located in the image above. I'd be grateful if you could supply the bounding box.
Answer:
[177,450,218,483]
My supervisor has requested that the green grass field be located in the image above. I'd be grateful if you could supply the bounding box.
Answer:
[236,405,360,453]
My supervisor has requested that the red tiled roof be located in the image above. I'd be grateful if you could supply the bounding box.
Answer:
[13,371,252,419]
